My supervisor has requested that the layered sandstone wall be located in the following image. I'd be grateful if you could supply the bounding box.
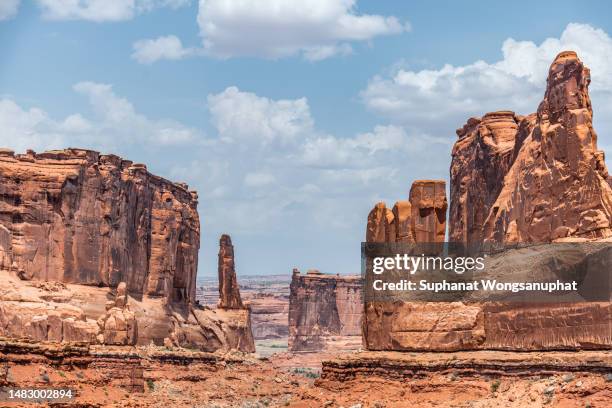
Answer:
[0,148,199,304]
[0,149,254,353]
[288,269,362,352]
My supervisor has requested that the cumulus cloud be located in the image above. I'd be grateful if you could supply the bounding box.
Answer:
[168,86,448,238]
[0,82,197,153]
[244,172,276,188]
[131,0,407,63]
[0,0,20,21]
[361,23,612,139]
[196,0,408,60]
[132,35,197,64]
[35,0,190,22]
[207,86,314,145]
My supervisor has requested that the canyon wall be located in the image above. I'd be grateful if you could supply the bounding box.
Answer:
[0,148,199,304]
[0,149,254,353]
[288,269,362,352]
[363,52,612,352]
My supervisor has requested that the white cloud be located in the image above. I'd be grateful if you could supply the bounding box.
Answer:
[0,99,66,152]
[0,0,20,21]
[132,35,196,64]
[207,86,313,145]
[244,172,276,188]
[73,81,196,145]
[299,125,413,168]
[167,86,448,239]
[0,82,197,153]
[361,23,612,140]
[196,0,408,60]
[36,0,190,22]
[303,43,352,62]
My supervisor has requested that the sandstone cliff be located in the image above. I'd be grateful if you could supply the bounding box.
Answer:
[0,148,199,303]
[450,51,612,243]
[0,148,254,353]
[288,269,362,352]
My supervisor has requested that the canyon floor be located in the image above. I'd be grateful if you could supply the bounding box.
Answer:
[1,340,610,408]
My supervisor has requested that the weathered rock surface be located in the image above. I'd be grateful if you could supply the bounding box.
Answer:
[212,233,255,352]
[410,180,447,243]
[0,149,254,353]
[366,180,447,244]
[450,51,612,243]
[288,269,362,352]
[217,234,244,309]
[450,111,536,243]
[0,148,199,303]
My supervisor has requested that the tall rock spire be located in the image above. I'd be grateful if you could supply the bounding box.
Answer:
[450,51,612,243]
[217,234,244,309]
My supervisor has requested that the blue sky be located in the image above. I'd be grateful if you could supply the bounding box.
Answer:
[1,0,612,277]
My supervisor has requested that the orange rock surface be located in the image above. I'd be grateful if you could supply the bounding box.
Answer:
[450,51,612,243]
[288,269,362,352]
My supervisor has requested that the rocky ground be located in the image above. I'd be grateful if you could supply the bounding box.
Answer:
[1,340,610,407]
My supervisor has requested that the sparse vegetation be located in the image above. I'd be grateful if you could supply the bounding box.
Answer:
[490,379,501,393]
[146,379,155,391]
[291,367,320,379]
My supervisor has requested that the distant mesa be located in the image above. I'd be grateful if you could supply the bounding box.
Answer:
[288,268,362,352]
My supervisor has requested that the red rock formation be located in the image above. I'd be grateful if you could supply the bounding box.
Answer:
[450,51,612,243]
[366,180,447,244]
[449,112,536,243]
[409,180,447,243]
[211,233,255,352]
[365,202,393,243]
[0,148,254,353]
[288,269,362,352]
[391,200,413,243]
[363,52,612,353]
[217,234,244,309]
[0,148,199,303]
